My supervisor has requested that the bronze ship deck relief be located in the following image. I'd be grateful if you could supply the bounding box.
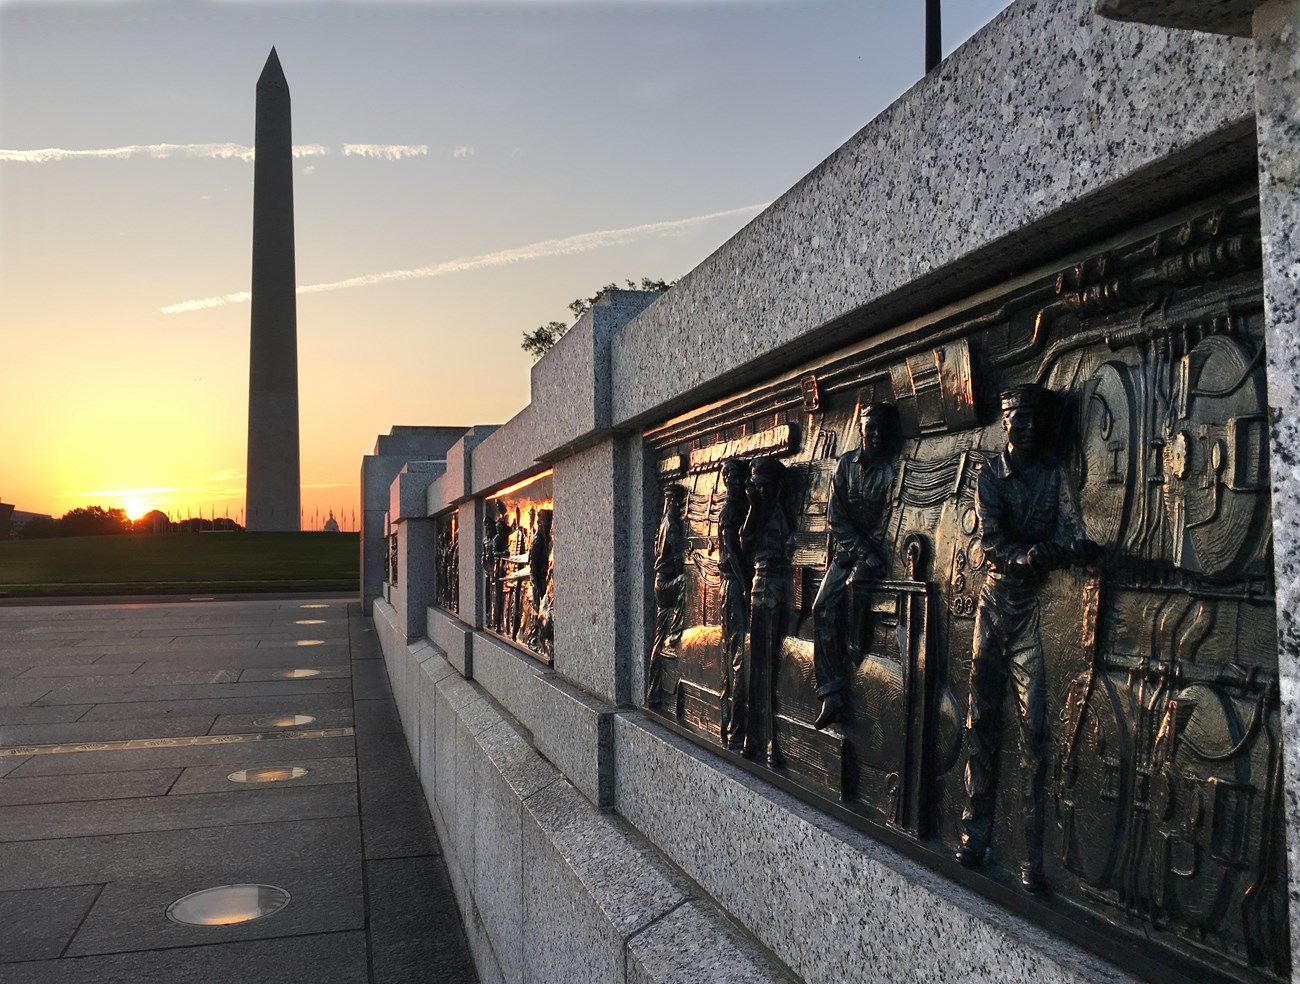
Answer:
[478,470,555,663]
[642,195,1287,983]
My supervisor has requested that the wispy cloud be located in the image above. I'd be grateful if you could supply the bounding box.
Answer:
[452,146,475,159]
[343,144,428,160]
[74,486,177,498]
[162,203,768,314]
[0,142,382,163]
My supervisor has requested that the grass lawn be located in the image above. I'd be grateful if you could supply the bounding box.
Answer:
[0,532,359,596]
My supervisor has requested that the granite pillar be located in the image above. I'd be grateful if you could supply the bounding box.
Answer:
[1254,1,1300,976]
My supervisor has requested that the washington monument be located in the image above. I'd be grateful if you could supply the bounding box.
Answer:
[245,47,301,531]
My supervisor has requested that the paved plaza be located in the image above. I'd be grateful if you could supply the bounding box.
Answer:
[0,596,476,983]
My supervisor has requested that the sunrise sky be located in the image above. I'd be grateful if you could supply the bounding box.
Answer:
[1,0,1010,529]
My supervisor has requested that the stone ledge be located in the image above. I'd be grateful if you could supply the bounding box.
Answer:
[612,713,1138,984]
[472,630,615,809]
[626,900,795,984]
[1095,0,1261,36]
[373,623,796,984]
[428,606,473,677]
[608,0,1254,427]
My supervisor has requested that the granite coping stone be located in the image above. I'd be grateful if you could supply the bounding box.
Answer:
[470,630,614,808]
[528,290,661,460]
[390,460,445,524]
[1096,0,1263,34]
[430,606,473,677]
[607,0,1256,428]
[469,403,546,497]
[522,778,689,939]
[612,713,1135,984]
[521,779,691,984]
[429,425,500,514]
[473,742,527,984]
[626,900,796,984]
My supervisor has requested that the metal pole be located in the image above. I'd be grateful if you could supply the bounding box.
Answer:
[925,0,942,73]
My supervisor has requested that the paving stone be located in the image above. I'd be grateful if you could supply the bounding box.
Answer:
[66,860,363,955]
[210,707,353,735]
[0,715,216,747]
[18,663,142,678]
[33,679,350,705]
[0,768,180,806]
[0,704,92,726]
[367,855,477,983]
[1,816,360,890]
[0,884,101,961]
[9,735,357,777]
[0,783,357,841]
[357,732,437,860]
[353,698,403,735]
[238,666,351,682]
[4,930,370,983]
[78,692,350,722]
[352,659,393,699]
[170,756,354,795]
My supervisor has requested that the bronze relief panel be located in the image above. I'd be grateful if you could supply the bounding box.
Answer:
[482,471,554,662]
[434,510,459,614]
[643,195,1286,983]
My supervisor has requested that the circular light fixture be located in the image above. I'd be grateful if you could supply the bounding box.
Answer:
[252,714,316,728]
[166,884,291,926]
[227,766,308,784]
[278,668,321,679]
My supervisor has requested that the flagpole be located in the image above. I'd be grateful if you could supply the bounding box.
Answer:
[925,0,942,73]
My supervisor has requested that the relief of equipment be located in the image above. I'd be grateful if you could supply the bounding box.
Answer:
[1078,361,1138,550]
[1162,334,1270,580]
[889,338,979,437]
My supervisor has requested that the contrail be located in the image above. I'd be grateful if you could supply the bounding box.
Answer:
[0,143,328,163]
[162,203,768,314]
[343,144,428,159]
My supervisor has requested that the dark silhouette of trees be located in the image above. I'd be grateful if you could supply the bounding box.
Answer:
[58,506,132,537]
[522,278,674,360]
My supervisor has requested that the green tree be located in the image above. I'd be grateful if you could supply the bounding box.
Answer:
[522,278,675,360]
[58,506,132,537]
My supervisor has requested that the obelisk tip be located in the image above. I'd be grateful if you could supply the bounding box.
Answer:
[257,47,287,89]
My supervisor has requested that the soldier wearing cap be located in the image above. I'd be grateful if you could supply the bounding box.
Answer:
[955,383,1099,893]
[812,402,898,729]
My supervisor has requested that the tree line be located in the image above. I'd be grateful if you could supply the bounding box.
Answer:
[16,507,243,539]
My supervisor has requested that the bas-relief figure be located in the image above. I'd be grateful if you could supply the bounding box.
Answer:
[812,402,898,730]
[480,474,554,662]
[641,196,1287,982]
[955,384,1100,893]
[434,511,459,614]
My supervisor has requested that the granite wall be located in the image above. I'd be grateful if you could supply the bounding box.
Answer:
[363,1,1299,981]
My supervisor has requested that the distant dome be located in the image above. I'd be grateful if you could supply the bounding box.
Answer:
[323,511,340,533]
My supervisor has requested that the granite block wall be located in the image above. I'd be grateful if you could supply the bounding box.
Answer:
[360,0,1300,980]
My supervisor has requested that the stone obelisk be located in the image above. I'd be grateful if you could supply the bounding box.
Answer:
[245,47,301,531]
